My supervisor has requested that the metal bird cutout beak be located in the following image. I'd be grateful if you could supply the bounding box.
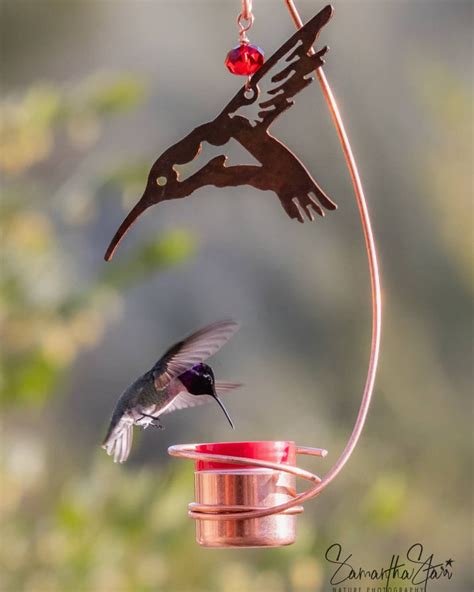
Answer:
[104,193,151,262]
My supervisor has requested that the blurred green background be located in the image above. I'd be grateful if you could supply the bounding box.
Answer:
[0,1,472,591]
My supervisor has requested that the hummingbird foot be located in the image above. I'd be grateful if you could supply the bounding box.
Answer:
[138,413,164,430]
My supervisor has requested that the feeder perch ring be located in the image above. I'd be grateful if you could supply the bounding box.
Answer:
[168,443,328,521]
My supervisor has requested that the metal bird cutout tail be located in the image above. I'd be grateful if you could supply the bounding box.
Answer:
[105,5,336,261]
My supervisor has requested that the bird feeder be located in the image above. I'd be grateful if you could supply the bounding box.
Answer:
[166,1,382,548]
[105,1,382,549]
[169,441,328,547]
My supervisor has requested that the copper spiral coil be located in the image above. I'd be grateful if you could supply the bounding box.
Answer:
[168,444,327,521]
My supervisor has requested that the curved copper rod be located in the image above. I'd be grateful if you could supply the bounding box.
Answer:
[284,0,382,498]
[241,0,253,21]
[168,1,382,522]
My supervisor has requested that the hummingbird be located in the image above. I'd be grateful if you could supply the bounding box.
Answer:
[102,320,241,463]
[105,5,336,261]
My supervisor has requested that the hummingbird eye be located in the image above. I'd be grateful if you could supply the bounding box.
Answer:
[156,176,168,187]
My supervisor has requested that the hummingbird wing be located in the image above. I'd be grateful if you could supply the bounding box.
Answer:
[160,380,242,416]
[152,320,240,391]
[224,5,333,128]
[160,382,242,415]
[215,381,243,395]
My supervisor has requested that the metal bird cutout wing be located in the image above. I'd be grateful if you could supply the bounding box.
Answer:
[105,5,336,261]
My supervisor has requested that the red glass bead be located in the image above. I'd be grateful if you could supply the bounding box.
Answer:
[225,43,265,76]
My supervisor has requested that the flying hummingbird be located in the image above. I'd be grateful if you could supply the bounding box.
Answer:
[102,320,241,463]
[104,6,336,261]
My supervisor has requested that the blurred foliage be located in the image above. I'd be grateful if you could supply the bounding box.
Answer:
[101,231,196,292]
[413,62,473,291]
[0,76,196,409]
[0,76,145,175]
[0,439,331,592]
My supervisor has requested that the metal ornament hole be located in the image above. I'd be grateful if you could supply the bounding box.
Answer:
[157,176,168,187]
[244,87,256,100]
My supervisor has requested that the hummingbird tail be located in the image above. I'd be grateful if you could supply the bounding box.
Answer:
[212,393,235,430]
[102,417,134,463]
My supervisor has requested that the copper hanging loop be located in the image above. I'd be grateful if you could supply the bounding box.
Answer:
[237,12,254,44]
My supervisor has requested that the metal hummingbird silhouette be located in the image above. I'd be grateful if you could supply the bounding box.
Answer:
[105,5,337,261]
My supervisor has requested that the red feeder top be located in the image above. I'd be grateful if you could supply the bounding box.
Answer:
[194,440,296,471]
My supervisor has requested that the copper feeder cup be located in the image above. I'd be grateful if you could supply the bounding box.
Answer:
[168,440,328,548]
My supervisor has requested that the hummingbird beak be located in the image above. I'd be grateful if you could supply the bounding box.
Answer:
[104,197,151,261]
[211,393,235,430]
